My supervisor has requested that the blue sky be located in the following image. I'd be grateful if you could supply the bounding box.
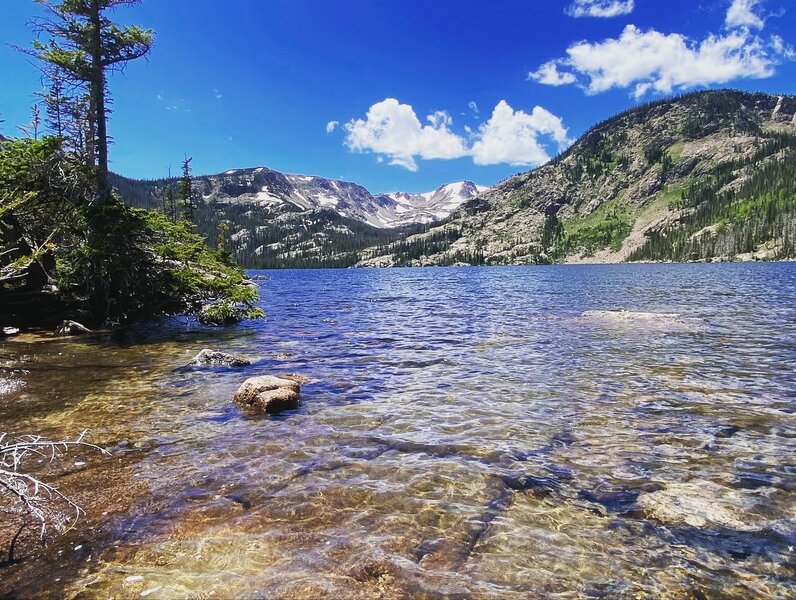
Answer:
[1,0,794,193]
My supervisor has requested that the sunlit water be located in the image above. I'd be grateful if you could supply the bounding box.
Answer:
[1,264,795,599]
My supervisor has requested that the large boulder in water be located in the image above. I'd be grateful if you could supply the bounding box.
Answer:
[233,375,300,414]
[189,348,251,367]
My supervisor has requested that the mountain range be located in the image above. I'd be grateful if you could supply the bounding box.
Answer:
[111,170,487,267]
[114,90,796,268]
[113,168,485,229]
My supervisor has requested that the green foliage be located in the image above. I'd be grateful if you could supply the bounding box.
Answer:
[59,201,262,321]
[377,226,464,266]
[658,184,687,210]
[555,197,634,256]
[30,0,155,203]
[645,145,674,177]
[1,136,262,325]
[630,136,796,261]
[178,156,195,224]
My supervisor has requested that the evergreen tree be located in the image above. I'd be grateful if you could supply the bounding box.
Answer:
[28,0,154,204]
[178,156,195,224]
[216,220,230,255]
[162,185,177,223]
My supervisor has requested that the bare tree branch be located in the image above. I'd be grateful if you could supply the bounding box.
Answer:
[0,430,109,541]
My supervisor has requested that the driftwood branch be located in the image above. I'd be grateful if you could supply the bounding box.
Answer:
[0,430,109,541]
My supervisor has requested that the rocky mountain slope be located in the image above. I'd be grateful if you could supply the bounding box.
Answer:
[357,90,796,267]
[113,168,486,229]
[112,170,486,267]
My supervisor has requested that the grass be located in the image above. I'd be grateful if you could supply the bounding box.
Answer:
[667,141,686,163]
[659,184,687,210]
[562,195,634,254]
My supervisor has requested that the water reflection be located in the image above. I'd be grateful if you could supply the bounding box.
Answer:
[1,263,795,598]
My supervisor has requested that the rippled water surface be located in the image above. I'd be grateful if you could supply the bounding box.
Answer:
[1,264,795,599]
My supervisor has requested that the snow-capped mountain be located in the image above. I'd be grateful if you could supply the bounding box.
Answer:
[111,168,490,267]
[381,181,490,226]
[191,167,487,228]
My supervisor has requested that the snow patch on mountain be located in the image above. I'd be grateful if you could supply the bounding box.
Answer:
[196,167,488,228]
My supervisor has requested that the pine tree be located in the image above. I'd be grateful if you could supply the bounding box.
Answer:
[162,185,177,223]
[179,157,195,224]
[28,0,154,204]
[216,220,230,255]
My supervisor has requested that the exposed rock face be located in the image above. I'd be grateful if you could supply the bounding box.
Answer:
[233,375,300,414]
[189,349,251,367]
[54,320,92,336]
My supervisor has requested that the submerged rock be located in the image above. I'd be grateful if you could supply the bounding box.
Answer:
[233,375,300,414]
[189,348,251,367]
[636,481,761,530]
[581,310,706,332]
[54,320,92,336]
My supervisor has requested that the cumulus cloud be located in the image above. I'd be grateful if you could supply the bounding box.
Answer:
[530,61,578,86]
[726,0,765,29]
[532,24,786,97]
[325,120,339,134]
[341,99,569,171]
[566,0,634,18]
[343,98,467,171]
[471,101,571,166]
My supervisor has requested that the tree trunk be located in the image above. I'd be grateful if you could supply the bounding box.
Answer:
[88,0,111,204]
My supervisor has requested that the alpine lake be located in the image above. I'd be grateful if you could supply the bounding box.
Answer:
[1,263,794,599]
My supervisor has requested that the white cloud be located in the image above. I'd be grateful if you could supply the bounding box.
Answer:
[566,0,634,18]
[325,120,339,134]
[530,61,578,86]
[427,110,453,128]
[471,101,571,166]
[726,0,765,29]
[771,34,796,59]
[532,24,785,97]
[341,98,570,171]
[213,89,223,100]
[343,98,467,171]
[468,100,479,114]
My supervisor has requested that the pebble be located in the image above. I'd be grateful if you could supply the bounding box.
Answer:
[141,586,162,597]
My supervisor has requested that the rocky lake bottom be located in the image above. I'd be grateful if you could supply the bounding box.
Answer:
[1,263,794,599]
